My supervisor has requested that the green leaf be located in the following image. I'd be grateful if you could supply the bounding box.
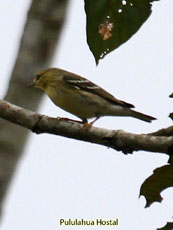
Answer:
[157,222,173,230]
[169,113,173,120]
[140,161,173,207]
[84,0,159,64]
[169,93,173,98]
[169,93,173,120]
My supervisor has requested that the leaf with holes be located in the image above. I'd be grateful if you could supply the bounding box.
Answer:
[140,163,173,207]
[84,0,159,64]
[157,222,173,230]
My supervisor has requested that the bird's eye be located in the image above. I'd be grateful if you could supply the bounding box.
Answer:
[36,74,41,81]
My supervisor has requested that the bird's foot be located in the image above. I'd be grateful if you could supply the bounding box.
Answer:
[89,117,100,126]
[82,117,100,127]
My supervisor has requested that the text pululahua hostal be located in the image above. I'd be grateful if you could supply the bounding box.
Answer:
[59,218,118,226]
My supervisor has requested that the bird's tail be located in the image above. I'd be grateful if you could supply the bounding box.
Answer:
[130,110,156,123]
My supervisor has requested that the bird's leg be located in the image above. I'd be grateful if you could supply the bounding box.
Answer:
[83,117,100,127]
[82,118,98,128]
[89,117,100,126]
[82,118,89,127]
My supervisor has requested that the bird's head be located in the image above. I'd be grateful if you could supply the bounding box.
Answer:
[29,68,61,90]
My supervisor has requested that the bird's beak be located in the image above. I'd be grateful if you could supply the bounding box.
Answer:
[28,81,36,88]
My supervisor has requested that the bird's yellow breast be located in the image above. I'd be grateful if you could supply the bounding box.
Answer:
[45,85,103,119]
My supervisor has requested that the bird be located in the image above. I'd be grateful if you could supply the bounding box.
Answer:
[30,68,156,125]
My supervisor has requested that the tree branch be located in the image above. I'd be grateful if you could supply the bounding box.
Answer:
[0,0,69,217]
[0,99,172,155]
[149,126,173,137]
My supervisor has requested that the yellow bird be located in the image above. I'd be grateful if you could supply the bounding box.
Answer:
[30,68,156,124]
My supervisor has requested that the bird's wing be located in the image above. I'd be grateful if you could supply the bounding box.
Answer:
[63,74,134,108]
